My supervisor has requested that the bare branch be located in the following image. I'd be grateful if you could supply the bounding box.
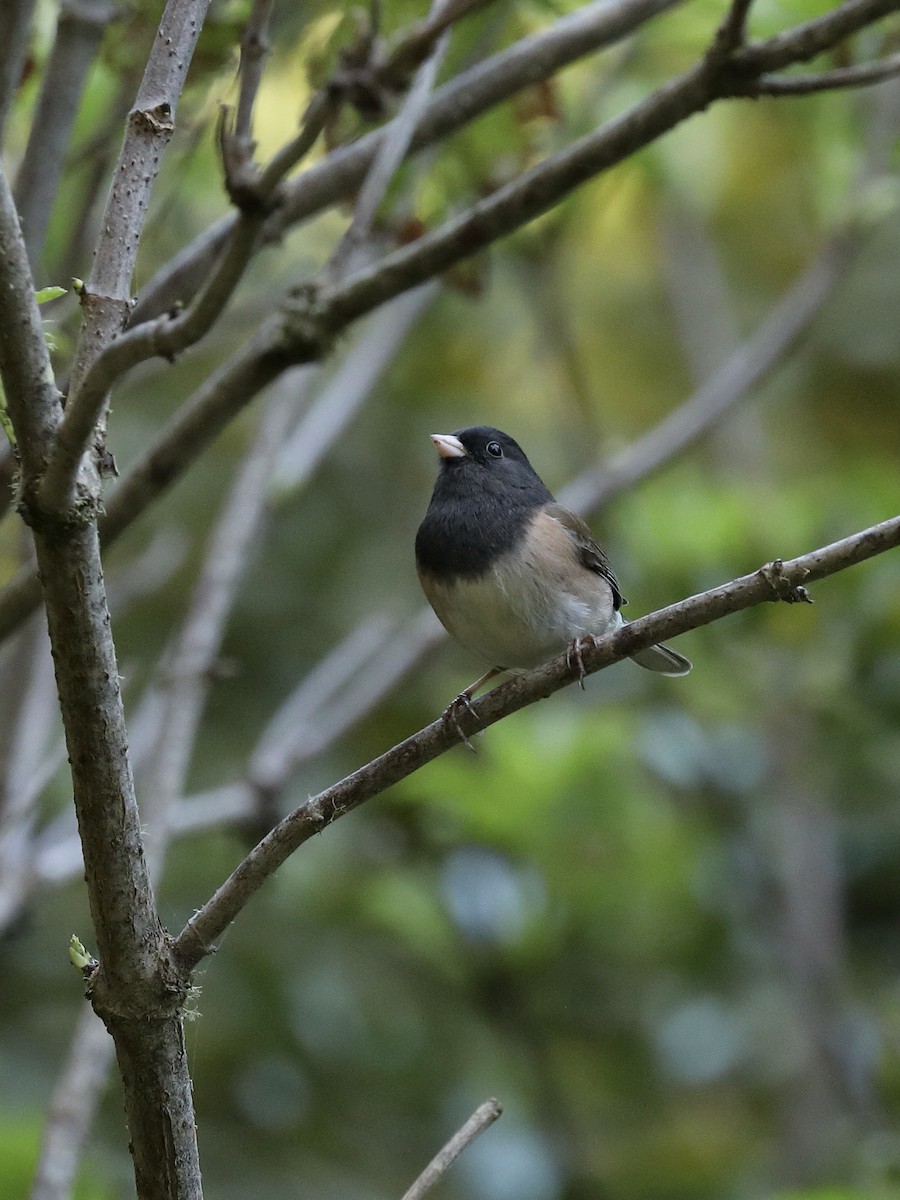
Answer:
[173,515,900,969]
[273,283,438,491]
[750,53,900,96]
[730,0,898,77]
[401,1098,503,1200]
[13,0,118,272]
[328,0,458,280]
[138,384,298,871]
[0,444,13,522]
[234,0,275,143]
[0,164,64,475]
[44,208,265,497]
[29,1008,116,1200]
[387,0,495,82]
[0,0,35,146]
[559,231,858,515]
[709,0,756,59]
[256,88,345,197]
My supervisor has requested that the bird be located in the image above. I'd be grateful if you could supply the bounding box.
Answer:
[415,425,691,694]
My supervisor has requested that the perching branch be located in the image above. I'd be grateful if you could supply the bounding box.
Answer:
[173,515,900,969]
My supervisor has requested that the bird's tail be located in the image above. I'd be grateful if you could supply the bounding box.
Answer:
[618,614,691,676]
[629,642,692,676]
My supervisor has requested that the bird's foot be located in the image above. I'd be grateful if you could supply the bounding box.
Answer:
[566,635,597,689]
[441,667,503,752]
[443,691,481,753]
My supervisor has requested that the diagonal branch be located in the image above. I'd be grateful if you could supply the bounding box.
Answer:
[172,514,900,970]
[327,0,459,280]
[13,0,119,272]
[750,53,900,95]
[401,1098,504,1200]
[234,0,275,142]
[559,230,858,514]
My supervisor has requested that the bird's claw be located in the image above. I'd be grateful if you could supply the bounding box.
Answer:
[443,691,480,753]
[566,635,596,689]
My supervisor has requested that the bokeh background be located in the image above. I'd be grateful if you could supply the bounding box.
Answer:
[2,1,900,1198]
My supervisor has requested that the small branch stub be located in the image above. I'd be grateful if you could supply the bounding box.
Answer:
[759,558,814,604]
[401,1097,503,1200]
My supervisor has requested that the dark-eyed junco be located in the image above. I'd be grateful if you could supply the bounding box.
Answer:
[415,426,691,690]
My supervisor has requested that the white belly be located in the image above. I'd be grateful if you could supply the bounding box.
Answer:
[421,550,619,671]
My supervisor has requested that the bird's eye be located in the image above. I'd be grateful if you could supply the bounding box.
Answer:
[486,441,503,458]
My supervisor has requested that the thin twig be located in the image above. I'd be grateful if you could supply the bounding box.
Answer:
[173,514,900,968]
[0,165,64,475]
[559,231,858,515]
[328,0,459,280]
[29,1008,115,1200]
[750,54,900,96]
[138,384,298,872]
[730,0,897,77]
[401,1098,503,1200]
[0,0,36,144]
[273,283,438,490]
[709,0,756,59]
[13,0,118,271]
[235,0,275,142]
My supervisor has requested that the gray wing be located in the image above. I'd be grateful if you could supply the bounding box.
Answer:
[544,503,626,611]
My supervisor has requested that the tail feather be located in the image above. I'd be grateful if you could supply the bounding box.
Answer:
[616,612,691,675]
[629,641,692,677]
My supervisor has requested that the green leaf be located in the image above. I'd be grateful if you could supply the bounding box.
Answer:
[68,934,94,972]
[34,285,66,305]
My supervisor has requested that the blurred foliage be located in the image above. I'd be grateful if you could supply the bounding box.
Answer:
[1,1,900,1199]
